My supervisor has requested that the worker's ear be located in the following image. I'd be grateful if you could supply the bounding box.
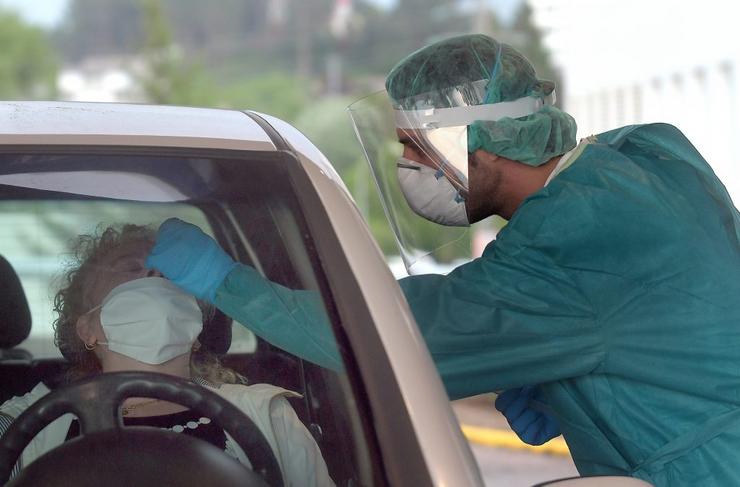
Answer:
[469,149,501,168]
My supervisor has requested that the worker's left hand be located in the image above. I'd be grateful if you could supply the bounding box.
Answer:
[146,217,238,302]
[494,386,560,446]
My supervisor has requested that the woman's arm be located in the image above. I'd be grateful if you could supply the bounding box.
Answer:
[268,395,335,487]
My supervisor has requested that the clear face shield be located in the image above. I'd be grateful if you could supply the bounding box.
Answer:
[347,81,552,274]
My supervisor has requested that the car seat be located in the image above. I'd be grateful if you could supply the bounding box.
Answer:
[0,255,31,354]
[0,255,63,404]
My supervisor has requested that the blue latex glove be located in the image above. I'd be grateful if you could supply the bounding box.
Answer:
[145,218,238,302]
[494,386,560,446]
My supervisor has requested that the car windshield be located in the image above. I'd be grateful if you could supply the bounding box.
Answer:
[0,148,377,486]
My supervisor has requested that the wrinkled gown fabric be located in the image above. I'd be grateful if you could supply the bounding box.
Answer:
[214,124,740,486]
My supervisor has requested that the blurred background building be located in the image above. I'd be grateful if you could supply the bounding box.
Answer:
[530,0,740,204]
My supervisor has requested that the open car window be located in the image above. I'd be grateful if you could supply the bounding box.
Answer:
[0,149,377,486]
[0,200,236,358]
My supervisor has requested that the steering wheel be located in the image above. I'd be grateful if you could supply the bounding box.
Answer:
[0,371,284,487]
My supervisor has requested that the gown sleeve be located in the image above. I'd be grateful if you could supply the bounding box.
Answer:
[214,194,605,400]
[214,265,343,372]
[397,236,605,400]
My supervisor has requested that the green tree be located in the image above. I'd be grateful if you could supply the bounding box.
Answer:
[54,0,143,62]
[497,3,563,102]
[0,9,57,99]
[215,74,307,121]
[138,0,214,106]
[345,0,470,77]
[293,96,362,172]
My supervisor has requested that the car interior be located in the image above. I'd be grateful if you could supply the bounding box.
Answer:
[0,148,376,486]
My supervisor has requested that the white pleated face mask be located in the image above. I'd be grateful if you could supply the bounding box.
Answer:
[396,157,469,227]
[88,277,203,365]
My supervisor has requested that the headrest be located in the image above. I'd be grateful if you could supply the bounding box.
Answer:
[198,308,232,356]
[0,256,32,348]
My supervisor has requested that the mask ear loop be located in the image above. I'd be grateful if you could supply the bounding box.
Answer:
[82,303,103,316]
[81,304,108,351]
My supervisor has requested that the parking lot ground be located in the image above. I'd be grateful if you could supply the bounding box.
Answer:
[452,395,579,486]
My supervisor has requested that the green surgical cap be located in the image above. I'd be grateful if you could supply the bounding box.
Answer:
[386,34,577,166]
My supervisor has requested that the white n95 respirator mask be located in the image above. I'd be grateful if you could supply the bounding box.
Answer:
[90,277,203,365]
[396,157,469,227]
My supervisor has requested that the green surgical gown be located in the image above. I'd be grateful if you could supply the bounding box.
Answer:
[214,123,740,486]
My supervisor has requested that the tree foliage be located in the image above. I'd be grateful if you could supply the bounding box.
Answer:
[55,0,557,100]
[0,9,57,99]
[138,0,213,106]
[137,0,308,115]
[54,0,143,62]
[52,0,557,259]
[500,3,562,98]
[215,74,307,121]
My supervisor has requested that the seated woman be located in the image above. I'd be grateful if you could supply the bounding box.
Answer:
[0,224,334,486]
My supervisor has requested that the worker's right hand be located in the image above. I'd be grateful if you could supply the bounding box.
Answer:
[146,217,238,303]
[494,386,560,446]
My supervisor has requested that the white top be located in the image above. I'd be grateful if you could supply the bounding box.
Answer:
[0,381,334,487]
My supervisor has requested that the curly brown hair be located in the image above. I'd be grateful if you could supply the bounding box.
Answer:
[53,223,244,385]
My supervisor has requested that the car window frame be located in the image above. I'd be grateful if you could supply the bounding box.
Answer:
[0,142,397,485]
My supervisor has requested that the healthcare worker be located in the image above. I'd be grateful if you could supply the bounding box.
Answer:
[147,34,740,486]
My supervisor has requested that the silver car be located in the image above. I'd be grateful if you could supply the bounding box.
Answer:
[0,102,649,486]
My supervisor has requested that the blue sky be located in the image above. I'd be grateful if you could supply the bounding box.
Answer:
[0,0,522,28]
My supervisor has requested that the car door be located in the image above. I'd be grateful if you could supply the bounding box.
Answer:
[254,112,483,486]
[0,102,484,485]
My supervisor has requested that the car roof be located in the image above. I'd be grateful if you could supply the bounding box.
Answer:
[0,101,276,151]
[0,101,351,196]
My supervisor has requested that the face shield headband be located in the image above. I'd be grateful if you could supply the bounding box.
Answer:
[393,94,554,130]
[392,92,556,192]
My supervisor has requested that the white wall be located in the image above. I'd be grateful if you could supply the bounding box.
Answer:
[529,0,740,204]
